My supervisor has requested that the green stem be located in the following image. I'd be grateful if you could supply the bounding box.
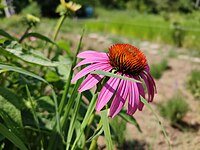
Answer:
[58,30,84,115]
[89,137,98,150]
[19,26,32,43]
[71,92,98,150]
[48,14,67,58]
[53,15,66,41]
[88,119,102,150]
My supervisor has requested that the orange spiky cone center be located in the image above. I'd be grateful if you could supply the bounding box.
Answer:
[108,44,147,75]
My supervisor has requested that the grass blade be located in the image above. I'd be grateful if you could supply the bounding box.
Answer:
[0,123,28,150]
[100,109,113,150]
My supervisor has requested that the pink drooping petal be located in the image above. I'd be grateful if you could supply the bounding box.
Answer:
[137,83,145,111]
[109,80,129,118]
[77,51,108,59]
[134,76,145,111]
[144,65,150,72]
[144,71,157,93]
[74,57,109,70]
[127,80,136,115]
[71,63,110,82]
[96,77,120,111]
[78,74,104,92]
[143,72,155,102]
[78,66,112,92]
[140,73,152,102]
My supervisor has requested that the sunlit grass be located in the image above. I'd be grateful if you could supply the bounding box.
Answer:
[158,95,189,125]
[187,70,200,100]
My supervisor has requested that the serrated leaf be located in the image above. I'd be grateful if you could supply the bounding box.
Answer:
[91,70,141,83]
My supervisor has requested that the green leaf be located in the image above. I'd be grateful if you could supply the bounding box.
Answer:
[58,29,84,114]
[61,77,84,130]
[0,46,58,67]
[45,71,60,82]
[75,121,85,149]
[0,64,48,83]
[25,85,40,129]
[0,96,23,128]
[57,55,71,80]
[118,110,142,132]
[91,70,141,83]
[140,96,171,149]
[22,32,55,44]
[100,109,113,150]
[0,123,28,150]
[0,110,27,145]
[0,29,16,40]
[57,40,73,58]
[66,92,82,150]
[71,92,98,150]
[0,87,25,110]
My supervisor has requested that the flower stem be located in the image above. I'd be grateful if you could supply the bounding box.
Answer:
[18,25,31,43]
[58,30,84,114]
[71,92,98,150]
[48,14,67,58]
[88,119,102,150]
[52,14,66,41]
[89,137,98,150]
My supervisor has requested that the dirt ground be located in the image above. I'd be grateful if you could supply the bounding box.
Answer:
[66,33,200,150]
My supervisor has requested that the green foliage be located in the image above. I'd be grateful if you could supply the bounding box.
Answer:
[187,70,200,100]
[150,59,168,79]
[159,95,189,124]
[85,9,200,50]
[21,2,41,17]
[110,116,126,148]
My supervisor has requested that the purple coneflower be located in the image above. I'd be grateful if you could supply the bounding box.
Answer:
[71,44,156,118]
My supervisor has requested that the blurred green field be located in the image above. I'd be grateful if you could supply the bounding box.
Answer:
[1,8,200,55]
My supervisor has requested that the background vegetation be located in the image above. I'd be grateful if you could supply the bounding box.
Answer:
[0,0,200,149]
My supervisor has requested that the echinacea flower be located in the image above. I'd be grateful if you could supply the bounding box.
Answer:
[60,0,81,12]
[71,44,156,118]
